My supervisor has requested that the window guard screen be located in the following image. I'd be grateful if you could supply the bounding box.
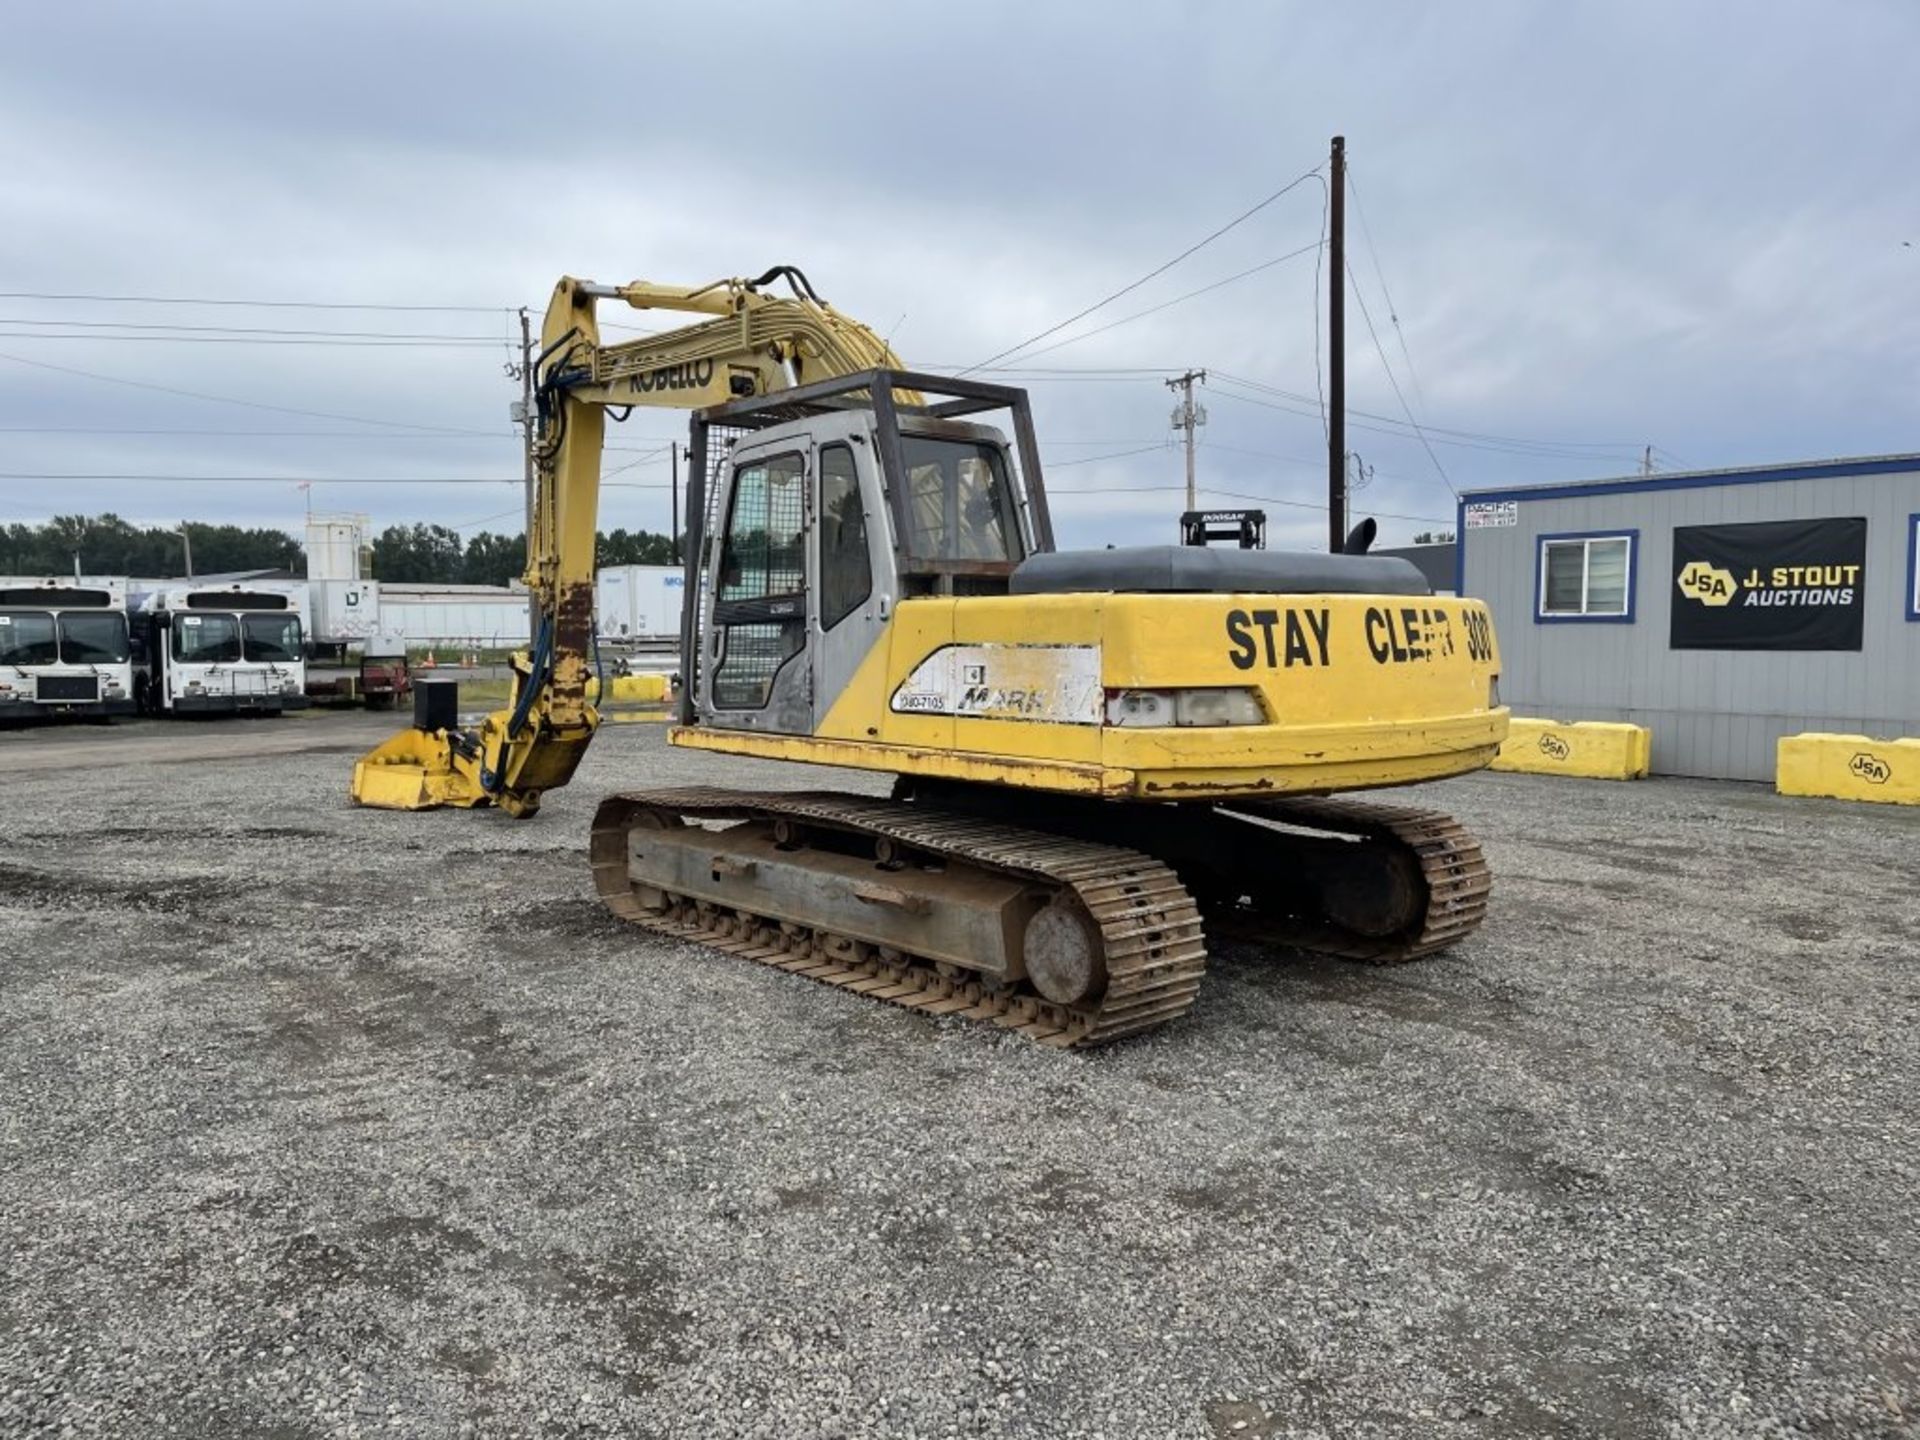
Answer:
[719,452,806,602]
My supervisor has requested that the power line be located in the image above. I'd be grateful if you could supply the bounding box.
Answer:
[1344,256,1455,498]
[1044,443,1172,468]
[0,426,517,439]
[1042,437,1170,446]
[447,505,529,532]
[1205,381,1561,473]
[1207,370,1646,459]
[1047,481,1449,524]
[604,445,673,478]
[998,241,1325,364]
[1211,369,1641,450]
[0,472,667,488]
[960,163,1323,375]
[1345,167,1427,411]
[0,316,503,341]
[1312,171,1329,445]
[1200,439,1403,478]
[0,426,679,451]
[0,333,508,348]
[0,290,513,313]
[0,350,495,435]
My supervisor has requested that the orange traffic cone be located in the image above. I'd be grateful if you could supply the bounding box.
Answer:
[422,650,437,669]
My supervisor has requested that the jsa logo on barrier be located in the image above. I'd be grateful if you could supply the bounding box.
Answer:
[1225,606,1494,668]
[1850,752,1892,785]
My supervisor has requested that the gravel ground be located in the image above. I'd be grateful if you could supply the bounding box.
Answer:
[1,713,1916,1439]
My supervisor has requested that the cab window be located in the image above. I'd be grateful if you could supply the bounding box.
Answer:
[818,444,871,628]
[719,452,806,602]
[901,435,1022,562]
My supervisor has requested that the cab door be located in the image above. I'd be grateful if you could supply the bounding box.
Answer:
[700,444,812,733]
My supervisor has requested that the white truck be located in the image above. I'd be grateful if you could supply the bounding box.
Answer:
[0,575,136,720]
[129,579,311,715]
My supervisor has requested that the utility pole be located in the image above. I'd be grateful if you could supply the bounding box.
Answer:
[176,525,194,579]
[1166,369,1207,514]
[516,306,535,538]
[1642,445,1654,478]
[669,442,681,566]
[1328,133,1347,553]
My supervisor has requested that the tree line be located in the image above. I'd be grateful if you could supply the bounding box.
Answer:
[1,514,303,578]
[368,524,675,584]
[0,514,676,587]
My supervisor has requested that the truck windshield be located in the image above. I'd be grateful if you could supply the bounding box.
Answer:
[900,435,1023,563]
[242,614,303,663]
[0,611,58,666]
[173,613,241,663]
[59,613,130,665]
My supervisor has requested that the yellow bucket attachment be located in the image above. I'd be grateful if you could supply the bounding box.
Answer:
[349,726,490,810]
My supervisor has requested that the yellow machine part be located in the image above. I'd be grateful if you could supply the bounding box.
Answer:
[351,727,491,811]
[349,689,598,817]
[676,592,1507,798]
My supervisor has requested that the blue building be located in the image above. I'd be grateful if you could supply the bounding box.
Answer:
[1457,454,1920,781]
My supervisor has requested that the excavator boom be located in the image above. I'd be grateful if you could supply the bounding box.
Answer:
[351,267,906,815]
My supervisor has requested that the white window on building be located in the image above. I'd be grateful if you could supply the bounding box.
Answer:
[1537,532,1635,619]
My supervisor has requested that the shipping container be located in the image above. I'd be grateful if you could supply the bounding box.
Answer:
[309,579,381,644]
[374,584,530,651]
[595,565,685,641]
[305,512,370,583]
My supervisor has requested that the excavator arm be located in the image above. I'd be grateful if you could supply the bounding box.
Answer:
[350,267,905,816]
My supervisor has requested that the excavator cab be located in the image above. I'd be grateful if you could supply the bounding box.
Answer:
[681,371,1050,737]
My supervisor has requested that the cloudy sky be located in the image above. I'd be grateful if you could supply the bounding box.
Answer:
[1,1,1914,556]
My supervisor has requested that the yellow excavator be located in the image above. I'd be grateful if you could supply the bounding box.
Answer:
[353,266,1508,1047]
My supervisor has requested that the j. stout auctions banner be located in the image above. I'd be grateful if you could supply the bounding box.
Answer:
[1671,516,1867,651]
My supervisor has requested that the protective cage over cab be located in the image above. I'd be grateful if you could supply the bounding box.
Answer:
[677,369,1053,726]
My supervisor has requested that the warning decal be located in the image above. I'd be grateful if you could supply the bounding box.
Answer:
[890,644,1103,725]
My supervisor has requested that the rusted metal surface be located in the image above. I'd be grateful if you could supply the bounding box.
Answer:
[590,788,1208,1048]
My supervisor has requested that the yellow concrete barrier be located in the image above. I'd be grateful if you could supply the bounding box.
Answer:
[1490,717,1652,780]
[586,673,671,704]
[1776,733,1920,806]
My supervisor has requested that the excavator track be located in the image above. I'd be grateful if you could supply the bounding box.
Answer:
[1205,796,1493,963]
[590,787,1209,1048]
[892,780,1495,971]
